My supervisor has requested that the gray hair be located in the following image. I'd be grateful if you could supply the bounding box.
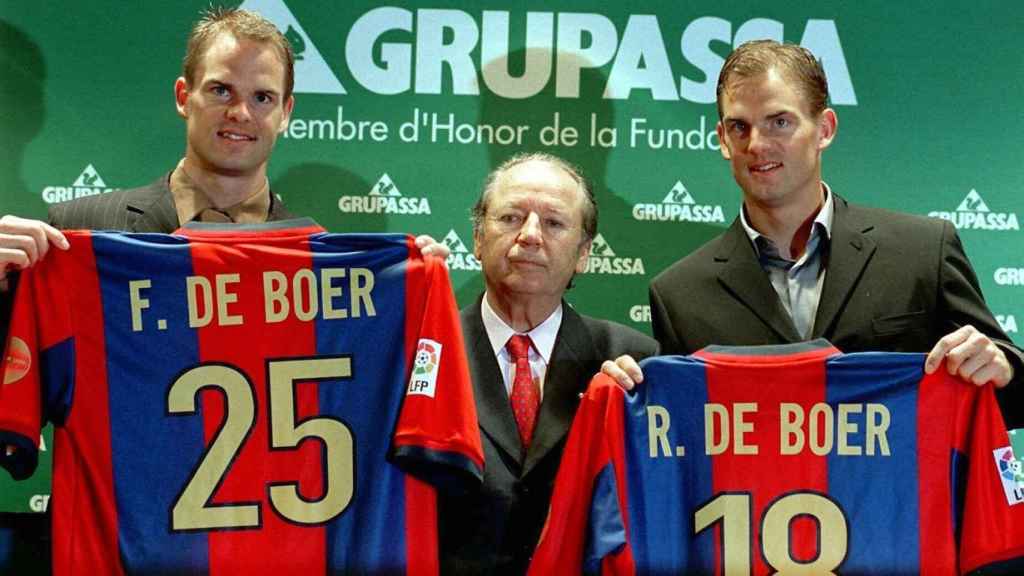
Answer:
[471,152,597,241]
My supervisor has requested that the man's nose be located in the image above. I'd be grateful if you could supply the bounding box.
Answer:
[226,98,252,122]
[517,212,543,245]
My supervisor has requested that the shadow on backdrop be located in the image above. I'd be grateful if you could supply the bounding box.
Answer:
[272,162,388,234]
[0,20,51,576]
[0,19,46,212]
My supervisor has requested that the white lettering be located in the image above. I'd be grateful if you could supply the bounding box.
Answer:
[480,11,553,99]
[605,15,677,100]
[416,9,479,94]
[347,7,413,94]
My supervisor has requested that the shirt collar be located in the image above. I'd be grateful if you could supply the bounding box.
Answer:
[740,182,835,261]
[480,294,562,364]
[169,159,272,224]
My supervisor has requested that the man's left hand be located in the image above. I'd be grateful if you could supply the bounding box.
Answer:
[925,324,1014,387]
[414,234,450,260]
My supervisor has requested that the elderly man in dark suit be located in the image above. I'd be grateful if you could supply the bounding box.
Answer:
[603,40,1022,425]
[438,153,657,575]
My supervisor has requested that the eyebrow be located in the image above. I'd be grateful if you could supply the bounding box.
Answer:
[203,79,280,96]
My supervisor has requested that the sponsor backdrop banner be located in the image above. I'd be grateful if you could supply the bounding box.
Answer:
[1,2,1021,512]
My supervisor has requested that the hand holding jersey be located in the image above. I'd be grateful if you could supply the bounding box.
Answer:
[604,328,1016,391]
[0,215,68,292]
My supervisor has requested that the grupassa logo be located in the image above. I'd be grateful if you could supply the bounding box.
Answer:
[443,229,482,271]
[929,189,1019,232]
[584,233,645,275]
[632,181,726,224]
[337,173,432,215]
[41,164,117,204]
[995,268,1024,286]
[243,1,858,104]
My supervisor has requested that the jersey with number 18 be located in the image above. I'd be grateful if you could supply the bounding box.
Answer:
[529,341,1024,575]
[0,220,483,575]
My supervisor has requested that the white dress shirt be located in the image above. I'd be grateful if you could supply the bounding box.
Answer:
[740,183,835,339]
[480,294,562,401]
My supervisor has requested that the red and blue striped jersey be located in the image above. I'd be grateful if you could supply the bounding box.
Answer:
[530,341,1024,575]
[0,220,483,575]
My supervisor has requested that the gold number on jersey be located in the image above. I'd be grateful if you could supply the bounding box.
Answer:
[267,357,354,524]
[167,357,354,531]
[693,493,751,575]
[694,492,847,575]
[168,364,259,531]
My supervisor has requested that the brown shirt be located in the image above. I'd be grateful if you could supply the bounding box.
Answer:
[169,160,271,224]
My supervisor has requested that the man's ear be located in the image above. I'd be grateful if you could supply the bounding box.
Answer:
[278,94,295,133]
[574,238,592,273]
[174,77,190,119]
[716,121,732,160]
[818,108,838,151]
[472,227,483,261]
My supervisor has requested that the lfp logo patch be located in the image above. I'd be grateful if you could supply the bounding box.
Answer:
[3,337,31,385]
[993,446,1024,506]
[407,339,442,398]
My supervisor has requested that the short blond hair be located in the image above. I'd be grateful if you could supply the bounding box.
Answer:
[182,7,295,99]
[717,40,828,118]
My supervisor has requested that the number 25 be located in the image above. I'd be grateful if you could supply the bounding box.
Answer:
[167,356,354,531]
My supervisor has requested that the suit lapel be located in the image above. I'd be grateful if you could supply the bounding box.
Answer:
[522,304,591,476]
[715,220,802,342]
[126,176,179,233]
[812,196,877,338]
[461,299,525,467]
[267,192,294,221]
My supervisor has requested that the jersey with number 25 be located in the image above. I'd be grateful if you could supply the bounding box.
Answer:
[0,220,483,576]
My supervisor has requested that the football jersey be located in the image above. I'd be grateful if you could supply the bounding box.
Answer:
[0,219,483,575]
[529,340,1024,575]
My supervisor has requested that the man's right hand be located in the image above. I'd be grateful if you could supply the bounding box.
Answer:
[0,215,69,291]
[600,354,644,391]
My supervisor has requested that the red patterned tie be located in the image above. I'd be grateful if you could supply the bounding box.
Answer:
[506,334,539,450]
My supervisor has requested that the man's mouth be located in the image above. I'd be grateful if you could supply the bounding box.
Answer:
[510,257,545,267]
[750,162,781,173]
[218,130,256,142]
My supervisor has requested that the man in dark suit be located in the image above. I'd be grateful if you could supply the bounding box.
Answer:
[0,8,446,573]
[0,7,446,317]
[0,9,300,572]
[604,40,1022,424]
[438,153,657,575]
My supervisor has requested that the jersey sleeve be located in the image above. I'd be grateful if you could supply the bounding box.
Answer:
[958,377,1024,572]
[0,237,81,480]
[390,245,484,487]
[529,374,634,576]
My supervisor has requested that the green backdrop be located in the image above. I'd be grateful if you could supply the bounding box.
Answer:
[1,0,1021,512]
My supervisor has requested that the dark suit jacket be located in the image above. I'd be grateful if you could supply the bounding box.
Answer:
[2,174,295,404]
[47,173,293,232]
[1,173,293,361]
[438,297,658,575]
[649,194,1024,425]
